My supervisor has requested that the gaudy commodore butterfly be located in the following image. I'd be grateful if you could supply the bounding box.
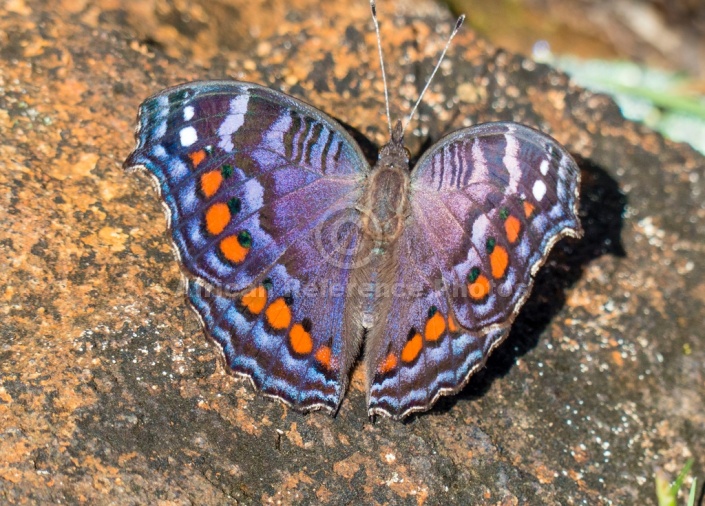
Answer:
[124,2,581,419]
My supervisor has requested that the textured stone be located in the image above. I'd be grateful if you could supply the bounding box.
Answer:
[0,0,703,504]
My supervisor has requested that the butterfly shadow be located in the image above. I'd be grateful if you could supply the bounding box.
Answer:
[425,155,628,419]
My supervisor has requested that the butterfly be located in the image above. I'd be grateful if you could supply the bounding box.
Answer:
[124,10,582,420]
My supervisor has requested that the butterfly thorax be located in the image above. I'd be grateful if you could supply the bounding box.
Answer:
[359,123,410,243]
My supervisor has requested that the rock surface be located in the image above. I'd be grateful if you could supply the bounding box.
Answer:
[1,0,703,504]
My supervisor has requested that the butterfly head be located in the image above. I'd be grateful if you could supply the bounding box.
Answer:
[377,120,410,171]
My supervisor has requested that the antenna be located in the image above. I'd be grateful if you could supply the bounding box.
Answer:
[370,0,393,136]
[403,15,465,134]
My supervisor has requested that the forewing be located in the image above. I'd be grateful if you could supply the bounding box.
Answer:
[124,81,369,293]
[124,81,369,413]
[411,122,581,331]
[367,122,581,418]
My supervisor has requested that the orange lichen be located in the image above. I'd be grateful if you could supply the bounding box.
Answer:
[241,285,267,314]
[200,170,223,198]
[468,275,491,300]
[265,298,291,330]
[205,203,230,235]
[505,215,521,243]
[424,311,446,342]
[490,245,509,279]
[289,323,313,355]
[401,332,423,363]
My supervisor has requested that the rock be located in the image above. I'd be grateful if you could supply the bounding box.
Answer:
[0,0,702,504]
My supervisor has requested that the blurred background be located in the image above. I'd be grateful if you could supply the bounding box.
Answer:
[97,0,705,154]
[448,0,705,154]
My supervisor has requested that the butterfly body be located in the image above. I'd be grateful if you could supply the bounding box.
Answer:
[125,80,581,419]
[358,125,410,247]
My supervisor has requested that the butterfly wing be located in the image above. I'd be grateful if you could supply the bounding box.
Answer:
[367,122,581,418]
[125,81,370,413]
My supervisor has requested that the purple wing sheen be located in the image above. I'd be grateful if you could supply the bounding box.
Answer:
[366,220,508,418]
[124,81,368,293]
[188,207,364,413]
[124,81,369,412]
[367,122,581,418]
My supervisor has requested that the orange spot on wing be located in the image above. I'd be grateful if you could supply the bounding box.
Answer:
[379,353,398,374]
[219,235,249,264]
[523,201,535,218]
[447,314,459,333]
[241,285,267,314]
[205,203,231,235]
[265,298,291,330]
[468,275,491,300]
[490,245,509,279]
[289,323,313,355]
[315,346,332,369]
[425,312,446,342]
[200,170,223,198]
[448,314,460,333]
[189,149,206,167]
[401,332,423,363]
[505,215,521,243]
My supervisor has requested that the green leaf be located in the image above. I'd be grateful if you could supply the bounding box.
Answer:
[687,478,697,506]
[654,459,695,506]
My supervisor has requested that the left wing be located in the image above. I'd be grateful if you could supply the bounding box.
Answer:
[124,81,370,413]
